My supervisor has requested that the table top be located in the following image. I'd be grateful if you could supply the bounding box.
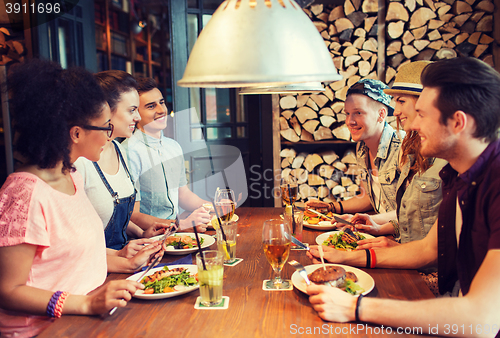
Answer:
[38,207,435,338]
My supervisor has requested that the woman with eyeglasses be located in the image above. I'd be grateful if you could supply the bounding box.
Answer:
[0,60,162,337]
[74,70,172,258]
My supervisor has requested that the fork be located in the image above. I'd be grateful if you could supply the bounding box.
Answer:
[288,260,311,286]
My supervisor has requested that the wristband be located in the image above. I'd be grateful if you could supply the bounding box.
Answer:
[369,248,376,268]
[390,219,400,239]
[54,291,69,318]
[46,291,63,318]
[329,202,336,213]
[365,249,371,269]
[355,294,364,322]
[338,201,344,214]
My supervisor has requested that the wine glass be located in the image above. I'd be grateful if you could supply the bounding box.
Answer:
[214,188,236,224]
[280,175,297,207]
[262,219,292,289]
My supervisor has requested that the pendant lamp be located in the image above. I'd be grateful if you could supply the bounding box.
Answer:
[239,82,325,94]
[177,0,342,88]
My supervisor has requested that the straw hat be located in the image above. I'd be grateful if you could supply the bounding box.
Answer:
[384,61,432,96]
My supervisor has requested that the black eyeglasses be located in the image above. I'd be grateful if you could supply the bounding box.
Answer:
[82,123,114,138]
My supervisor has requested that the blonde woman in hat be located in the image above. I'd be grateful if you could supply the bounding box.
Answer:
[350,61,447,253]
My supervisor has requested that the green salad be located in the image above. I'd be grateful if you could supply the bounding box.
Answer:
[322,231,366,251]
[142,266,198,294]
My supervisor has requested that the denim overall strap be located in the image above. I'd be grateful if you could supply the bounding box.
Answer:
[93,141,136,250]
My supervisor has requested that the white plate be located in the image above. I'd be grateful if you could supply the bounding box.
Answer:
[291,263,374,295]
[127,264,199,300]
[315,231,375,247]
[207,214,239,229]
[153,233,215,255]
[303,220,337,231]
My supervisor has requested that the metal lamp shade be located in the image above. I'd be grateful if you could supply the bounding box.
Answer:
[178,0,343,88]
[239,82,325,94]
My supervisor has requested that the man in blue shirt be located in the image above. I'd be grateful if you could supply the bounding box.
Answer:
[124,78,211,232]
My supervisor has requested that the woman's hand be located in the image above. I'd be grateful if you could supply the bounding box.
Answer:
[356,236,400,250]
[116,238,155,259]
[127,241,163,271]
[307,284,357,322]
[85,280,144,315]
[349,213,385,235]
[142,222,173,239]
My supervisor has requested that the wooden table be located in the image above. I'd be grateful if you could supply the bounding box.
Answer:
[39,207,435,338]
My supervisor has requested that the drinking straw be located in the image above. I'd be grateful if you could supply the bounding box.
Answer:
[287,184,296,235]
[192,221,206,270]
[211,200,232,255]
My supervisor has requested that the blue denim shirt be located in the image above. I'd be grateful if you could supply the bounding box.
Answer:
[356,122,403,213]
[396,157,447,244]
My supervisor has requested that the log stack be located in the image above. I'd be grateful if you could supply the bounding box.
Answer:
[385,0,495,83]
[280,147,362,203]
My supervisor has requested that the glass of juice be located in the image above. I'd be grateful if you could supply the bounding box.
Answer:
[216,221,237,263]
[196,250,224,306]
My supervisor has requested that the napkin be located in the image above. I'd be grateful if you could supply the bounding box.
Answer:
[139,254,193,271]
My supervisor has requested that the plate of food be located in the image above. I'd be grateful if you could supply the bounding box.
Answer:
[152,233,215,255]
[303,210,337,230]
[207,214,239,229]
[315,230,374,251]
[291,263,374,296]
[303,220,337,231]
[127,264,199,300]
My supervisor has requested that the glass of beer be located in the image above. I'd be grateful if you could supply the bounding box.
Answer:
[262,219,291,289]
[214,188,236,224]
[280,175,297,206]
[196,250,224,306]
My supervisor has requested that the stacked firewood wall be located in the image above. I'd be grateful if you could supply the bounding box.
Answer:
[279,0,496,204]
[385,0,495,81]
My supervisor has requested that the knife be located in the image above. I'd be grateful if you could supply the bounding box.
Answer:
[307,208,355,227]
[284,233,309,251]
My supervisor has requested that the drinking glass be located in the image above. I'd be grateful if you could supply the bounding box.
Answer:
[214,188,236,224]
[196,250,224,306]
[262,219,292,289]
[284,207,304,243]
[280,175,297,206]
[216,221,238,263]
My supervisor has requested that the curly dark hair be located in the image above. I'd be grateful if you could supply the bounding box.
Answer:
[421,57,500,142]
[135,76,158,95]
[95,70,138,113]
[7,59,107,172]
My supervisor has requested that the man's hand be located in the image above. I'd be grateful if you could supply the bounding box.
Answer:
[307,284,358,322]
[356,236,399,250]
[180,207,211,232]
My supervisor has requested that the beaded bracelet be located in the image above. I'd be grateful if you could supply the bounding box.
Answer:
[338,201,344,214]
[369,248,376,269]
[355,294,364,322]
[390,219,400,239]
[365,249,371,269]
[46,291,63,318]
[54,291,69,318]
